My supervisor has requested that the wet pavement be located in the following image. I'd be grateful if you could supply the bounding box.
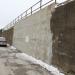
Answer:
[0,47,51,75]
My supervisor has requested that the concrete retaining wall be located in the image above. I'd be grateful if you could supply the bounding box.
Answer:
[12,1,75,73]
[13,4,55,64]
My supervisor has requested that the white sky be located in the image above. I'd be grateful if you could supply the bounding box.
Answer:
[0,0,66,29]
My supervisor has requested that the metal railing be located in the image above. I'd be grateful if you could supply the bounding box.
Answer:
[4,0,71,30]
[6,0,56,27]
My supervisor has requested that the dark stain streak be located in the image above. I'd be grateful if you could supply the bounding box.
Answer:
[50,0,75,73]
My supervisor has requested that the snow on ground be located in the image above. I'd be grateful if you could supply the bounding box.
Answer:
[10,46,17,50]
[1,46,64,75]
[0,47,50,75]
[15,53,64,75]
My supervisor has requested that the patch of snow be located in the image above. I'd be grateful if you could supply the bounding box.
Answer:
[15,53,64,75]
[10,46,16,50]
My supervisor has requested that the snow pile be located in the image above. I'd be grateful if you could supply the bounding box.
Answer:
[7,44,10,47]
[16,53,64,75]
[10,46,16,50]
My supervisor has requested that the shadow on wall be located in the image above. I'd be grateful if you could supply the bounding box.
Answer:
[50,0,75,74]
[0,30,2,36]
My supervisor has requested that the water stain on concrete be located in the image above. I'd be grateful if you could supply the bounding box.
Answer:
[51,0,75,74]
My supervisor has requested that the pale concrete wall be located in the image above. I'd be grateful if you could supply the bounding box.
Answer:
[13,4,55,64]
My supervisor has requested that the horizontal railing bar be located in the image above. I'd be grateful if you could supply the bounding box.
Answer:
[32,7,40,13]
[42,0,54,7]
[26,13,31,16]
[26,7,31,12]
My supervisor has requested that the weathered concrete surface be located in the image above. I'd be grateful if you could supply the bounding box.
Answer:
[0,47,51,75]
[51,0,75,74]
[13,3,55,64]
[2,27,14,45]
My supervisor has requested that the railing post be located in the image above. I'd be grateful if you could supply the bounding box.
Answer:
[31,7,32,15]
[15,18,16,23]
[21,14,22,19]
[26,11,27,17]
[40,0,42,9]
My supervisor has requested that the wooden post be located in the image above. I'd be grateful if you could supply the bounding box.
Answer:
[15,18,16,23]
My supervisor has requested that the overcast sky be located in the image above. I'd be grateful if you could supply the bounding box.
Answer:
[0,0,66,29]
